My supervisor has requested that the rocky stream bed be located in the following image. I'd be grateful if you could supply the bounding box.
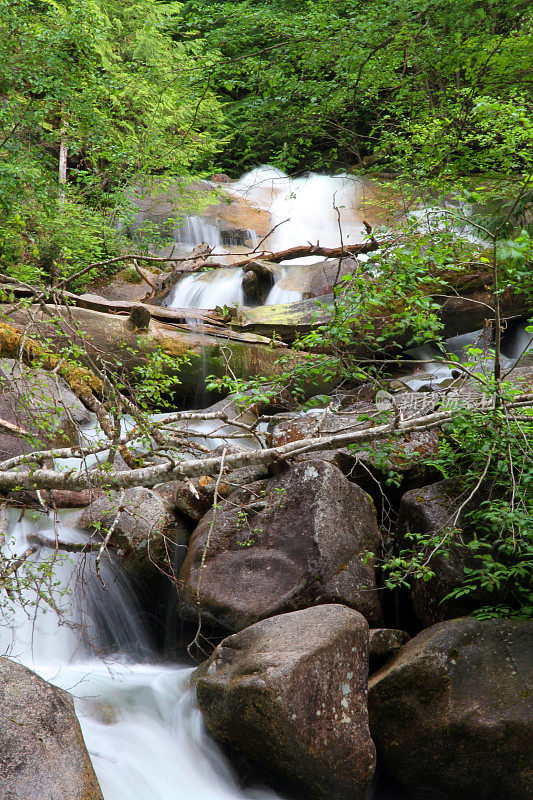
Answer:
[0,169,531,800]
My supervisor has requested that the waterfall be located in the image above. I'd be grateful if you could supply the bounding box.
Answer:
[264,268,302,305]
[501,318,533,363]
[229,166,368,258]
[166,268,245,310]
[172,215,224,248]
[165,166,372,311]
[403,323,531,390]
[0,510,283,800]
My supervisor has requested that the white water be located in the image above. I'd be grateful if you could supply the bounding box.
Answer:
[167,268,245,310]
[229,166,368,257]
[172,215,225,248]
[0,511,283,800]
[166,165,373,311]
[403,321,532,390]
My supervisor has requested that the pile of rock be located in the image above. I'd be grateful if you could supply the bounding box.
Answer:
[192,614,531,800]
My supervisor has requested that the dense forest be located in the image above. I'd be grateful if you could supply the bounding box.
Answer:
[2,0,532,284]
[0,2,531,799]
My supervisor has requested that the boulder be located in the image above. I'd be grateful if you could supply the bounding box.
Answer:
[170,463,270,522]
[368,628,410,672]
[195,605,376,800]
[277,257,358,298]
[3,303,309,400]
[398,478,491,626]
[368,618,533,800]
[210,173,232,183]
[78,486,187,578]
[271,396,440,502]
[179,459,382,631]
[0,358,90,461]
[0,657,103,800]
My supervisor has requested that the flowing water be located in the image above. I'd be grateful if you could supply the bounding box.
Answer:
[0,511,283,800]
[404,320,532,390]
[228,166,369,254]
[166,166,377,311]
[2,165,530,800]
[167,268,245,310]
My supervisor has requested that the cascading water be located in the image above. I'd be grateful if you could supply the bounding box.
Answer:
[3,161,529,800]
[403,322,532,390]
[166,268,245,310]
[229,166,368,255]
[0,510,283,800]
[165,166,375,311]
[172,215,224,249]
[264,268,302,305]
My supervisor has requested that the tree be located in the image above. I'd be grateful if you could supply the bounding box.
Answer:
[0,0,223,286]
[177,0,532,176]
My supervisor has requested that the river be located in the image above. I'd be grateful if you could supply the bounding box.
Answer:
[1,167,530,800]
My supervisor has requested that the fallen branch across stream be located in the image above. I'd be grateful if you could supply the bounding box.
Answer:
[178,241,382,273]
[0,393,530,493]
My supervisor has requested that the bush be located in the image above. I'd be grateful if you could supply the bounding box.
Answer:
[0,197,129,291]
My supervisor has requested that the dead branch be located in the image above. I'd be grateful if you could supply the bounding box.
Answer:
[178,241,381,273]
[27,533,101,553]
[0,393,530,493]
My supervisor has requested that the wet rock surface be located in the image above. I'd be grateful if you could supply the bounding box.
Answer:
[78,486,185,577]
[178,459,382,631]
[368,618,533,800]
[0,358,90,461]
[195,605,376,800]
[0,657,103,800]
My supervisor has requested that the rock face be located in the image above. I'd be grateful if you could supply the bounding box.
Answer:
[179,460,382,631]
[0,358,90,461]
[368,618,533,800]
[78,486,186,577]
[5,302,307,400]
[0,657,103,800]
[277,257,358,298]
[195,605,376,800]
[170,463,270,522]
[271,397,440,503]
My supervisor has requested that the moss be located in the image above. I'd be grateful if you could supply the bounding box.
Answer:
[120,266,143,284]
[0,322,102,400]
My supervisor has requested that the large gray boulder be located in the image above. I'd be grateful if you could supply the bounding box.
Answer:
[78,486,188,578]
[178,459,382,631]
[0,358,90,461]
[0,657,103,800]
[368,618,533,800]
[195,605,376,800]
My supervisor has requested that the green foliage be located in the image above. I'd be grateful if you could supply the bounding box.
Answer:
[0,198,127,288]
[129,345,199,410]
[382,374,533,619]
[178,0,532,175]
[0,0,224,287]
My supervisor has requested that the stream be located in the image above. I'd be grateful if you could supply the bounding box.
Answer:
[0,511,283,800]
[1,167,530,800]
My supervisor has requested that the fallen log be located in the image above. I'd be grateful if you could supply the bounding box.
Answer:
[0,287,280,344]
[231,281,529,345]
[0,303,315,399]
[0,392,530,492]
[174,241,380,274]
